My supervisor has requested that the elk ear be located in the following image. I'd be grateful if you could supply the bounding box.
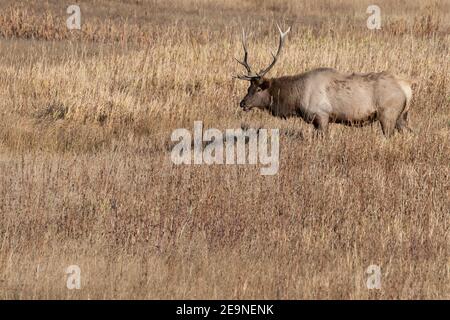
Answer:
[260,79,272,90]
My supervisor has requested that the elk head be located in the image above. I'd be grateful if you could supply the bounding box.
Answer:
[234,24,291,111]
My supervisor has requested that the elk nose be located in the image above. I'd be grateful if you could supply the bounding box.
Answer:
[240,100,246,108]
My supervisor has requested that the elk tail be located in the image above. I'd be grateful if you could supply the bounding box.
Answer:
[396,77,415,133]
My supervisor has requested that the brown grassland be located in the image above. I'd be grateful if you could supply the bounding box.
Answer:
[0,0,449,299]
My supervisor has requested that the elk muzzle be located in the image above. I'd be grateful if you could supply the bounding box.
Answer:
[240,99,251,111]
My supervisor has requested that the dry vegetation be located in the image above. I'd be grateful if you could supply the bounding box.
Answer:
[0,0,449,299]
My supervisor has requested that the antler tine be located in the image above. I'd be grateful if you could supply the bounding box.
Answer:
[234,29,253,74]
[257,24,291,78]
[233,74,257,81]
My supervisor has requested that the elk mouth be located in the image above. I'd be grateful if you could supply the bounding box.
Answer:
[240,100,252,112]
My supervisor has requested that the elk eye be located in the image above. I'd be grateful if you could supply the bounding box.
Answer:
[256,87,262,92]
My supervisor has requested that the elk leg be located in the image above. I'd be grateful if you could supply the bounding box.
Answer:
[395,111,414,133]
[378,106,401,137]
[313,114,329,137]
[379,117,395,137]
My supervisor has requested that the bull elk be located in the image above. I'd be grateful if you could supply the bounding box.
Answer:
[234,25,413,137]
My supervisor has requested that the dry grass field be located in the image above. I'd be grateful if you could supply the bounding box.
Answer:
[0,0,449,299]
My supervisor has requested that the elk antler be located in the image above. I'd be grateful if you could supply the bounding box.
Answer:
[257,24,291,78]
[234,24,291,81]
[234,29,259,81]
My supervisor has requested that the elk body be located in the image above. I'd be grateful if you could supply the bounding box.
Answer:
[235,25,413,137]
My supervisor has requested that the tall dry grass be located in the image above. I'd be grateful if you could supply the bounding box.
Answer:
[0,0,449,299]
